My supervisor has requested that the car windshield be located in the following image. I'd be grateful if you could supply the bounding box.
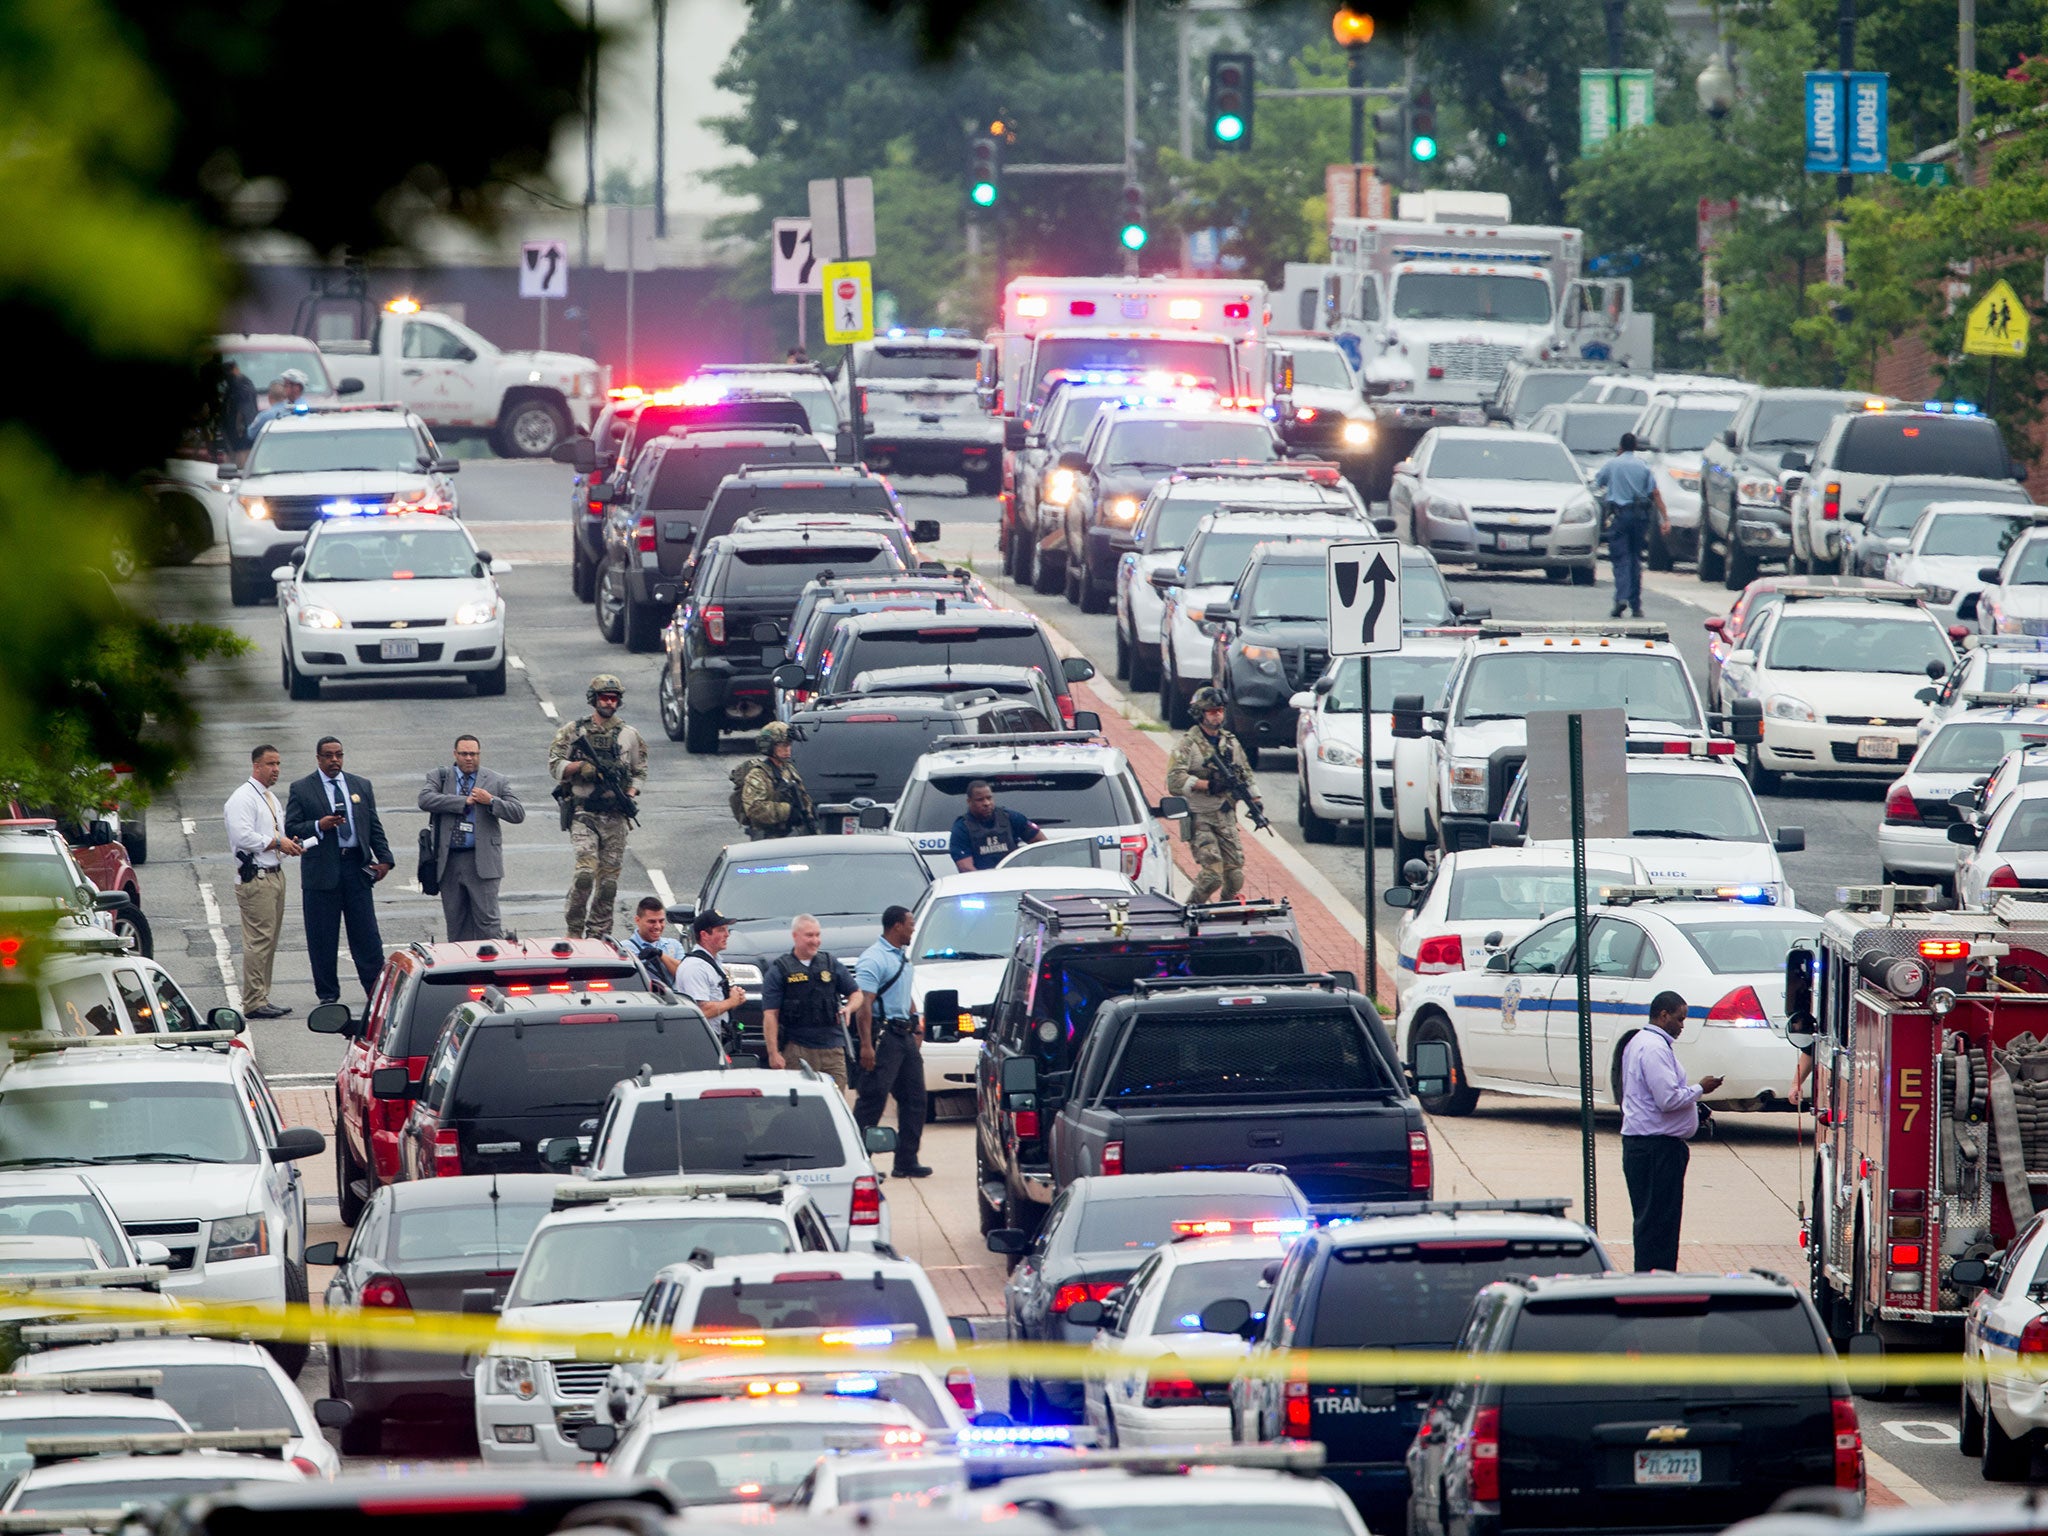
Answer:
[790,718,964,803]
[1507,1294,1826,1404]
[1921,513,2032,559]
[1239,561,1450,626]
[1749,397,1862,449]
[223,348,333,397]
[1029,338,1235,396]
[713,852,929,922]
[1290,350,1354,390]
[1107,1010,1395,1101]
[1512,374,1601,418]
[508,1217,794,1306]
[898,772,1126,833]
[1430,439,1582,484]
[302,529,477,582]
[0,1083,255,1166]
[1874,484,2031,536]
[1072,1194,1301,1255]
[619,1095,844,1175]
[859,346,978,380]
[634,1420,915,1507]
[917,892,1028,961]
[0,850,83,903]
[1081,1511,1356,1536]
[1764,614,1951,675]
[1322,653,1457,713]
[723,546,903,597]
[1103,419,1277,470]
[830,628,1050,689]
[1677,917,1823,975]
[0,1414,182,1487]
[146,1363,296,1432]
[1457,653,1699,727]
[1150,1257,1277,1334]
[1555,408,1640,453]
[1391,272,1554,324]
[0,1194,125,1258]
[1840,416,2009,478]
[446,1019,720,1119]
[1446,864,1637,921]
[1049,393,1125,448]
[1977,662,2048,699]
[248,426,422,474]
[1666,405,1740,452]
[1624,772,1768,841]
[1997,798,2048,854]
[392,1197,554,1265]
[1308,1239,1606,1348]
[1189,532,1337,586]
[685,1277,936,1336]
[2010,537,2048,585]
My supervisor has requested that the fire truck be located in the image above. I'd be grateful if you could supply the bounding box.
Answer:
[1801,884,2048,1352]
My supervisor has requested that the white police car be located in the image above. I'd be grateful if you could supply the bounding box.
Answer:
[1954,780,2048,907]
[1879,703,2048,886]
[1961,1215,2048,1477]
[1885,500,2043,628]
[1916,638,2048,739]
[1293,634,1468,844]
[1395,887,1815,1115]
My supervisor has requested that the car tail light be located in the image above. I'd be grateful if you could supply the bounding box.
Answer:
[1409,1129,1431,1192]
[700,1087,764,1099]
[586,497,606,517]
[1704,986,1769,1028]
[1832,1395,1863,1492]
[1012,1108,1040,1139]
[634,515,657,552]
[1050,1280,1122,1315]
[289,1455,325,1478]
[1415,934,1464,974]
[1823,481,1842,521]
[1057,693,1077,725]
[706,605,726,645]
[1883,783,1919,822]
[851,1174,882,1226]
[427,1125,461,1178]
[361,1275,411,1309]
[1223,302,1252,321]
[1991,864,2022,889]
[1102,1140,1123,1175]
[370,1054,430,1137]
[2020,1317,2048,1354]
[1282,1379,1311,1439]
[1069,300,1097,317]
[1119,834,1147,881]
[945,1366,978,1412]
[1427,365,1446,379]
[1470,1404,1502,1502]
[1143,1374,1204,1407]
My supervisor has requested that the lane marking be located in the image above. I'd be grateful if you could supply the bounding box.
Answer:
[1863,1447,1941,1506]
[539,700,559,720]
[510,655,527,671]
[1880,1420,1958,1446]
[648,868,677,909]
[180,819,196,836]
[196,880,243,1011]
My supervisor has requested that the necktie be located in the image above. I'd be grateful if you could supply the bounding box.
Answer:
[456,771,475,849]
[329,778,355,848]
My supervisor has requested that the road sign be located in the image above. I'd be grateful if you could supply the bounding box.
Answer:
[1892,161,1952,188]
[519,240,568,300]
[771,218,820,294]
[602,206,659,273]
[822,261,874,346]
[807,178,876,262]
[1326,540,1403,657]
[1965,279,2029,359]
[1523,707,1630,841]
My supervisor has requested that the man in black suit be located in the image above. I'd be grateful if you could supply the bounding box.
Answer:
[284,736,394,1005]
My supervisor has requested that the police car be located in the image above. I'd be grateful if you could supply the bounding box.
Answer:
[0,909,222,1041]
[601,1392,926,1509]
[0,1435,310,1518]
[476,1174,841,1464]
[1384,847,1649,1005]
[0,1373,192,1491]
[1394,887,1816,1115]
[1496,740,1804,905]
[1293,633,1469,843]
[1960,1214,2048,1477]
[882,733,1178,891]
[1879,701,2048,886]
[943,1446,1371,1536]
[1954,780,2048,907]
[1884,500,2044,628]
[1917,637,2048,739]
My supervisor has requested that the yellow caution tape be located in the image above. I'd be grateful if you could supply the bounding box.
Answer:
[0,1286,2034,1388]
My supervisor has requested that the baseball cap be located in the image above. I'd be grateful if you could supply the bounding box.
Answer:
[693,908,734,936]
[280,368,309,386]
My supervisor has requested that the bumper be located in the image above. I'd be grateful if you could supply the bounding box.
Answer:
[864,434,1002,477]
[1084,524,1139,576]
[1109,1403,1233,1448]
[1167,617,1216,684]
[1227,685,1302,748]
[1304,753,1385,826]
[164,1251,288,1307]
[1877,821,1961,877]
[1991,1372,2048,1438]
[1420,513,1597,569]
[1690,1025,1801,1105]
[684,655,777,728]
[290,621,504,678]
[229,531,310,569]
[1662,485,1704,531]
[1124,582,1166,649]
[337,1355,475,1424]
[1321,1460,1412,1516]
[1732,507,1792,552]
[924,1037,979,1096]
[1755,720,1916,777]
[475,1382,594,1465]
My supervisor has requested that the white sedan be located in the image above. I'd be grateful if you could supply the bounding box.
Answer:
[1962,1216,2048,1478]
[606,1393,926,1509]
[1954,779,2048,906]
[1878,706,2048,886]
[1293,639,1465,844]
[1978,526,2048,637]
[1886,501,2042,628]
[274,512,506,699]
[1395,890,1815,1115]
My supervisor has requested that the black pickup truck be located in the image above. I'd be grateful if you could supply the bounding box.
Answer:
[1005,974,1449,1207]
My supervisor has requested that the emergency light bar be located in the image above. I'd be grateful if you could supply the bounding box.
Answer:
[0,1513,127,1534]
[551,1174,786,1210]
[0,1267,167,1292]
[686,1324,920,1350]
[1962,635,2048,651]
[1623,737,1738,758]
[825,1428,926,1450]
[928,731,1108,751]
[963,1442,1327,1488]
[1317,1196,1573,1222]
[26,1429,290,1462]
[1170,1218,1311,1239]
[1598,884,1776,906]
[957,1424,1095,1446]
[20,1323,179,1348]
[0,1371,162,1394]
[7,1030,241,1057]
[1957,691,2048,708]
[1774,582,1923,605]
[649,1370,904,1403]
[1836,884,1940,912]
[1477,619,1670,641]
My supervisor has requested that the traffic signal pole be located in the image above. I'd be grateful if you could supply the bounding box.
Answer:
[1348,41,1367,165]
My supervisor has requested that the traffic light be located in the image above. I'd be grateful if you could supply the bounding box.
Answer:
[970,136,1000,207]
[1118,184,1148,252]
[1372,101,1408,190]
[1409,89,1438,162]
[1206,51,1255,152]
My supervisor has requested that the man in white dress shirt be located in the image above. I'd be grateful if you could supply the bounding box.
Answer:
[222,744,302,1018]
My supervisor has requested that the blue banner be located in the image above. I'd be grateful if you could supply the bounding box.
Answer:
[1846,72,1890,173]
[1804,72,1844,172]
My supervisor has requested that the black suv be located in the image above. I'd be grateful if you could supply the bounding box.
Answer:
[957,892,1304,1237]
[662,526,905,752]
[597,424,831,651]
[780,574,989,710]
[791,690,1057,829]
[698,465,940,564]
[1406,1270,1862,1536]
[382,990,727,1180]
[812,608,1096,726]
[840,334,1004,493]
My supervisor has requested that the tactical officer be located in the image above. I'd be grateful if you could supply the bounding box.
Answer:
[1165,686,1260,903]
[548,674,648,939]
[949,779,1047,872]
[761,915,855,1089]
[736,722,816,839]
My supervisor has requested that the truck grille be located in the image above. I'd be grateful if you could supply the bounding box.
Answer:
[1284,646,1329,688]
[263,496,386,532]
[123,1220,199,1272]
[550,1361,613,1399]
[1430,343,1520,382]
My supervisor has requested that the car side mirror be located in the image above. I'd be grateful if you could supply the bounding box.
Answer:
[1064,1300,1108,1328]
[1198,1297,1254,1337]
[1148,569,1180,592]
[1981,567,2005,584]
[269,1127,325,1163]
[772,663,808,691]
[133,1240,171,1266]
[1004,420,1028,451]
[462,1287,498,1314]
[539,1136,581,1169]
[306,1002,353,1036]
[1208,601,1236,624]
[588,483,616,504]
[1703,616,1726,634]
[303,1241,340,1267]
[1722,428,1739,449]
[1486,951,1510,973]
[1488,821,1524,848]
[1383,885,1418,908]
[1914,686,1939,703]
[1842,505,1863,522]
[91,889,126,913]
[1773,826,1806,853]
[1483,403,1510,423]
[1061,656,1096,684]
[1056,451,1088,473]
[1289,692,1313,710]
[431,458,461,475]
[1949,822,1981,845]
[551,437,597,473]
[575,1422,620,1455]
[863,1124,899,1156]
[858,804,891,830]
[1154,795,1188,820]
[269,565,294,583]
[370,1065,417,1101]
[1950,1259,1991,1288]
[1390,692,1427,740]
[1461,603,1492,621]
[1374,516,1398,535]
[1411,1037,1454,1099]
[923,990,960,1030]
[986,1228,1027,1255]
[1392,459,1416,477]
[313,1398,354,1430]
[206,1006,245,1035]
[1073,710,1102,733]
[336,377,365,396]
[1783,943,1814,1020]
[1726,695,1764,745]
[81,820,115,848]
[1000,1055,1039,1098]
[913,519,942,544]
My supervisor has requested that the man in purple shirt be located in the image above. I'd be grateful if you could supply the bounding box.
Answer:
[1619,992,1725,1272]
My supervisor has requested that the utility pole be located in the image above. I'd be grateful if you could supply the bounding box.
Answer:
[1123,0,1140,277]
[1959,0,1977,179]
[581,0,597,267]
[1603,0,1626,68]
[653,0,669,238]
[1348,39,1367,164]
[1177,8,1194,158]
[1837,0,1857,204]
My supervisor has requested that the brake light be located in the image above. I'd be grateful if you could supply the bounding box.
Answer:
[1823,481,1842,521]
[1102,1140,1123,1175]
[290,1455,325,1478]
[1051,1280,1122,1314]
[427,1125,461,1178]
[2020,1317,2048,1354]
[1919,939,1969,960]
[699,1088,765,1098]
[850,1174,881,1226]
[1223,302,1251,321]
[945,1366,979,1413]
[1427,365,1446,379]
[706,605,726,644]
[1058,693,1077,726]
[1470,1404,1502,1501]
[1991,864,2022,889]
[1704,986,1768,1028]
[1119,833,1147,881]
[1012,1108,1040,1139]
[1143,1374,1204,1406]
[1171,1218,1310,1238]
[634,514,657,552]
[1832,1396,1863,1492]
[1415,934,1465,974]
[1282,1379,1311,1439]
[1883,783,1920,822]
[1890,1243,1922,1267]
[1409,1129,1431,1192]
[586,498,606,517]
[361,1275,412,1309]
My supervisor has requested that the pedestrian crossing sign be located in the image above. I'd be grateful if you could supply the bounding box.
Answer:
[1964,279,2029,359]
[822,261,874,346]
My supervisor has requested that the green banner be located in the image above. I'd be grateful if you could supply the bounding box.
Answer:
[1580,70,1616,154]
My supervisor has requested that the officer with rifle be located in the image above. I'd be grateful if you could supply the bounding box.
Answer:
[548,673,647,939]
[1165,686,1267,902]
[734,722,817,839]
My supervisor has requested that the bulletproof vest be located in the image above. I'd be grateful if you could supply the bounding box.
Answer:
[775,951,842,1040]
[579,722,634,817]
[963,811,1018,864]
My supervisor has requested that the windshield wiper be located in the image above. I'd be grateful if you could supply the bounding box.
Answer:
[922,950,1002,961]
[523,1296,626,1307]
[0,1157,89,1169]
[1458,713,1522,723]
[1630,828,1725,841]
[92,1152,229,1164]
[743,1151,817,1164]
[1765,664,1837,672]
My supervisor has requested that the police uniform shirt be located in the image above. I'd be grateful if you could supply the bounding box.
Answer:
[762,949,855,1048]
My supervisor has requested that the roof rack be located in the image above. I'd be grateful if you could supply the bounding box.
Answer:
[1476,619,1670,641]
[961,1442,1327,1489]
[734,462,867,477]
[27,1429,290,1464]
[1775,582,1923,605]
[1131,971,1350,996]
[551,1174,787,1211]
[7,1030,241,1057]
[0,1371,161,1396]
[1317,1197,1575,1221]
[928,731,1108,752]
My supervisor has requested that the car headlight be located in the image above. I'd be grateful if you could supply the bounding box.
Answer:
[1241,644,1280,668]
[1450,764,1487,787]
[1671,468,1700,490]
[1044,468,1078,507]
[1449,786,1488,813]
[723,962,764,987]
[1559,495,1597,525]
[1341,419,1374,449]
[206,1214,269,1263]
[1426,495,1469,522]
[1737,475,1780,504]
[239,496,270,520]
[489,1357,540,1399]
[1319,741,1363,767]
[453,598,500,625]
[1918,584,1957,605]
[1105,496,1140,522]
[297,605,344,630]
[1765,693,1816,723]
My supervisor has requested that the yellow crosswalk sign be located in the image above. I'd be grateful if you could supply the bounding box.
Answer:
[822,261,874,346]
[1965,279,2029,359]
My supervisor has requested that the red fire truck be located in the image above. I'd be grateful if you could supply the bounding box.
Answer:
[1801,885,2048,1352]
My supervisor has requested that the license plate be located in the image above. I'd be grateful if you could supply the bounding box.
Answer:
[1497,533,1531,552]
[379,638,420,660]
[1857,735,1899,760]
[1633,1449,1701,1485]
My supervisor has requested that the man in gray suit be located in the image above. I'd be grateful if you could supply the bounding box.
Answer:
[419,735,526,941]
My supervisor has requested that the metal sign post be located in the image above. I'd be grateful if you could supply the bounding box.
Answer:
[1326,540,1403,998]
[1569,714,1597,1229]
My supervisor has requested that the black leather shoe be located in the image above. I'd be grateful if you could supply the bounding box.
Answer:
[892,1163,934,1178]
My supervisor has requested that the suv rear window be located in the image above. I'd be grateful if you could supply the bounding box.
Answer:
[1507,1291,1824,1401]
[392,965,649,1058]
[646,439,829,510]
[897,771,1127,833]
[1073,1195,1300,1254]
[445,1017,720,1117]
[620,1094,843,1175]
[859,345,979,380]
[832,626,1054,687]
[1106,1009,1394,1100]
[685,1277,935,1336]
[720,545,901,597]
[791,717,959,803]
[1837,415,2009,478]
[1308,1239,1605,1348]
[702,482,895,547]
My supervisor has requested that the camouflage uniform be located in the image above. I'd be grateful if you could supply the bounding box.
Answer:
[738,757,816,839]
[1165,719,1256,903]
[548,708,648,939]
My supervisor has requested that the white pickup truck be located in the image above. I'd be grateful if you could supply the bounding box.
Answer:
[319,301,605,457]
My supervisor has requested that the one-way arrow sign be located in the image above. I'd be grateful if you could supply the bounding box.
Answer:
[1327,539,1403,656]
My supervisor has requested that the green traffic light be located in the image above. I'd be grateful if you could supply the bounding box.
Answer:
[1410,134,1439,162]
[1213,113,1245,143]
[1119,223,1148,252]
[971,181,998,207]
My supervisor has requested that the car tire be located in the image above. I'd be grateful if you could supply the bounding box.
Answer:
[473,658,508,696]
[1983,1397,2033,1480]
[1114,624,1131,680]
[595,565,627,645]
[1746,745,1781,796]
[1013,527,1036,589]
[969,468,1002,498]
[1394,821,1426,874]
[1080,559,1111,615]
[571,543,597,603]
[496,398,569,459]
[685,706,722,756]
[659,666,687,742]
[284,641,319,702]
[1961,1378,1986,1458]
[112,901,152,960]
[1544,564,1569,583]
[1410,1013,1480,1115]
[1161,671,1192,729]
[339,1407,383,1458]
[1646,519,1674,572]
[1698,522,1726,583]
[120,815,147,866]
[335,1115,367,1226]
[1064,556,1083,606]
[622,585,663,654]
[1299,783,1336,844]
[999,521,1016,577]
[1725,537,1759,591]
[1570,563,1596,586]
[1033,547,1064,597]
[228,560,273,608]
[266,1261,310,1378]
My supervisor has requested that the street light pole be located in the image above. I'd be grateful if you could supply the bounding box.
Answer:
[1603,0,1626,69]
[653,0,669,239]
[1838,0,1857,203]
[1123,0,1139,277]
[1960,0,1976,178]
[1348,42,1366,165]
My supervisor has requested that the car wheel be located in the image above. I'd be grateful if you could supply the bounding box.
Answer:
[228,560,274,608]
[1114,623,1131,680]
[571,543,597,603]
[1646,519,1673,572]
[970,467,1003,498]
[1726,537,1759,590]
[1080,558,1111,614]
[1033,547,1064,597]
[1961,1377,1986,1458]
[1064,556,1083,606]
[1543,564,1569,583]
[1161,671,1192,729]
[685,706,722,756]
[265,1261,310,1378]
[1746,744,1781,796]
[112,901,152,960]
[1394,821,1426,873]
[1299,782,1336,844]
[1129,641,1160,693]
[659,666,686,742]
[499,398,569,458]
[1697,522,1726,583]
[1983,1396,2033,1479]
[1569,562,1596,586]
[622,585,663,653]
[338,1406,383,1458]
[595,565,627,644]
[999,520,1016,577]
[1410,1013,1480,1115]
[335,1116,366,1226]
[284,640,319,702]
[472,658,508,696]
[120,815,147,866]
[1013,526,1036,589]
